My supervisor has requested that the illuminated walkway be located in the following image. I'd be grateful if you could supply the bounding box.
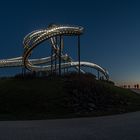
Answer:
[131,89,140,94]
[0,111,140,140]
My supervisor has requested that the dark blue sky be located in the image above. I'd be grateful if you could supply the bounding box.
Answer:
[0,0,140,85]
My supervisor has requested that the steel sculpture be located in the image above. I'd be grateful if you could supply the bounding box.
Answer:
[0,24,109,80]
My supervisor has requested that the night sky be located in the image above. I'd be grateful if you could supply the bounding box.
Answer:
[0,0,140,85]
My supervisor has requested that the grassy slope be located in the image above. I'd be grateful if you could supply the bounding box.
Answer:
[0,74,140,120]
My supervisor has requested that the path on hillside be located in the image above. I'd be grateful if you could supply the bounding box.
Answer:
[0,111,140,140]
[130,89,140,94]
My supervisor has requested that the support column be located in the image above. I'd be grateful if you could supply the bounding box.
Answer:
[78,35,81,75]
[63,59,66,75]
[98,70,100,80]
[55,37,57,74]
[22,50,26,78]
[59,35,62,76]
[22,67,26,77]
[51,44,53,75]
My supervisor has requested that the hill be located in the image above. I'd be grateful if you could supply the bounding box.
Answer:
[0,73,140,120]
